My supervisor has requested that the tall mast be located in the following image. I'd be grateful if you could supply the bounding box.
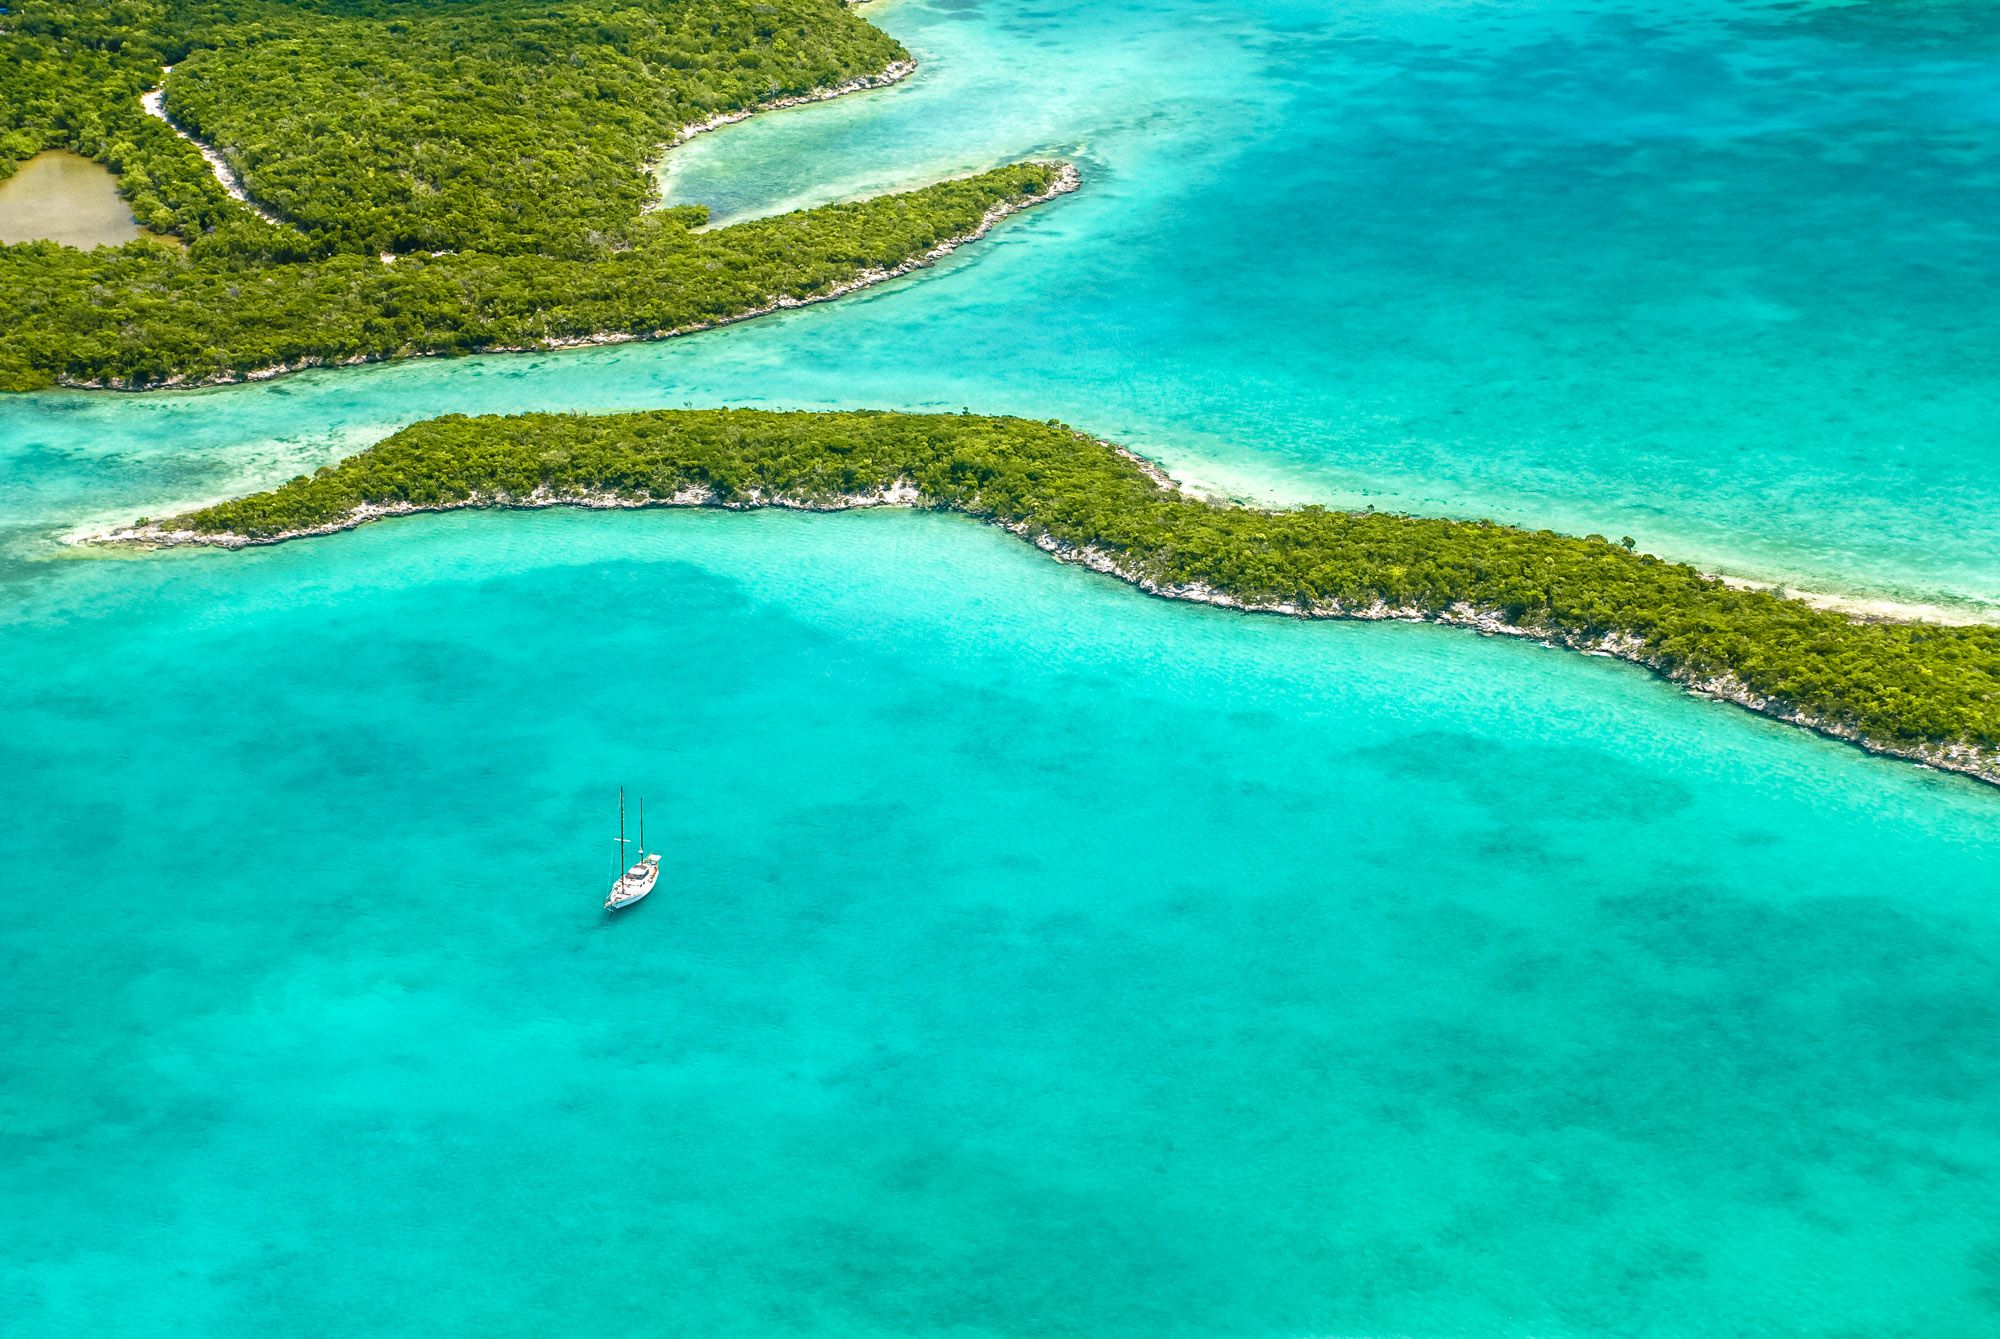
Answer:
[618,786,628,876]
[639,797,645,858]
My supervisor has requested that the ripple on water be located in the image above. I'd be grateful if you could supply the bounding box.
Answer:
[5,0,2000,1332]
[1,508,1998,1335]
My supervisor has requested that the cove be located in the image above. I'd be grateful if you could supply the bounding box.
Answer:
[3,508,1999,1335]
[5,0,1997,611]
[4,0,2000,1333]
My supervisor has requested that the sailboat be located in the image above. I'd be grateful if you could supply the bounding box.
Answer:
[605,786,660,911]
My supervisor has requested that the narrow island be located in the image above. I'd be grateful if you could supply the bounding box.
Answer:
[104,408,2000,789]
[0,0,1067,390]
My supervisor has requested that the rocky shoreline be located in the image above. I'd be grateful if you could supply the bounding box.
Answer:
[72,55,1053,392]
[501,161,1079,355]
[94,479,925,552]
[136,54,922,238]
[90,456,2000,793]
[59,160,1076,392]
[642,59,919,195]
[1012,531,2000,791]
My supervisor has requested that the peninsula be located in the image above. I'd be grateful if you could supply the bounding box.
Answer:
[0,0,1064,390]
[107,409,2000,789]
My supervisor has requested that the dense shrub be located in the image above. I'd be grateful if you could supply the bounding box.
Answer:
[176,408,2000,762]
[0,0,1054,389]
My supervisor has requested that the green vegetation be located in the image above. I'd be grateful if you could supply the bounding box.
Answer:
[2,164,1057,388]
[0,0,1056,390]
[144,0,906,256]
[168,408,2000,773]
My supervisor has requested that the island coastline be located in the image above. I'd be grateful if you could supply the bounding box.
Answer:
[2,3,1051,396]
[1710,575,1998,629]
[141,44,925,238]
[496,161,1077,355]
[643,59,920,206]
[89,409,2000,792]
[48,163,1076,393]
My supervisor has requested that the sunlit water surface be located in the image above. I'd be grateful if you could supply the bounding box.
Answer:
[4,0,1996,605]
[6,510,2000,1336]
[4,1,2000,1334]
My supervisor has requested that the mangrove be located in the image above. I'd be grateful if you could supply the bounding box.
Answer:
[124,408,2000,788]
[0,0,1060,390]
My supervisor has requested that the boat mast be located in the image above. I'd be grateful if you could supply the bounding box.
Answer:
[618,786,628,877]
[639,797,645,859]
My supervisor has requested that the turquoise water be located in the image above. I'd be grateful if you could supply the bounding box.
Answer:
[658,0,2000,612]
[5,0,1997,606]
[6,0,2000,1333]
[5,510,2000,1335]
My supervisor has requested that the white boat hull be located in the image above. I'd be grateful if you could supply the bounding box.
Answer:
[606,856,660,910]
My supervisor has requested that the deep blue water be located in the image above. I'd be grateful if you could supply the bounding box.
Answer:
[4,1,1999,1334]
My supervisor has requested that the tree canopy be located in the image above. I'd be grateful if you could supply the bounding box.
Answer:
[165,407,2000,778]
[0,0,1055,389]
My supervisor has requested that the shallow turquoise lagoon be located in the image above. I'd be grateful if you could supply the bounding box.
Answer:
[4,0,1997,607]
[5,0,2000,1333]
[3,509,1998,1336]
